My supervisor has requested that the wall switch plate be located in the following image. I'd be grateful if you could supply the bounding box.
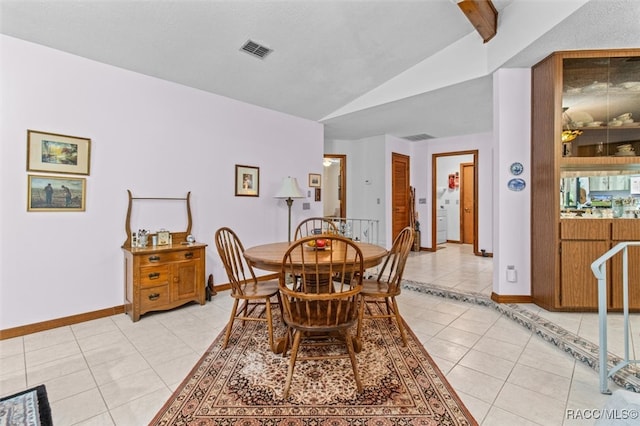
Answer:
[302,202,310,210]
[419,198,427,204]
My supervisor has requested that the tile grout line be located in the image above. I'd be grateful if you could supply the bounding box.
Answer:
[402,279,640,393]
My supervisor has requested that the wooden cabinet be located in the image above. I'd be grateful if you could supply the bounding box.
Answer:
[531,49,640,312]
[122,190,207,321]
[610,221,640,309]
[559,220,610,309]
[123,244,206,322]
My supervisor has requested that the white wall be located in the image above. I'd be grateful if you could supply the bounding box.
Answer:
[411,133,494,252]
[0,35,323,329]
[492,68,531,296]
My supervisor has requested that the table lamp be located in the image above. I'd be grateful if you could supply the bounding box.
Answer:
[274,176,305,242]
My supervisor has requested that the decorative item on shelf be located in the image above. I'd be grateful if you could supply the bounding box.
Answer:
[157,229,170,246]
[274,176,305,242]
[561,130,583,143]
[615,144,636,157]
[137,229,149,247]
[612,197,638,218]
[561,107,583,155]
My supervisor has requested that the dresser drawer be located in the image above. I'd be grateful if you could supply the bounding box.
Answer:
[139,265,170,287]
[138,249,202,266]
[140,285,170,311]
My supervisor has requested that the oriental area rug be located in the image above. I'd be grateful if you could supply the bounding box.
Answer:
[151,304,477,425]
[0,384,52,426]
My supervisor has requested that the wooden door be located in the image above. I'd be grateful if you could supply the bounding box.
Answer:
[392,153,410,241]
[172,260,200,301]
[461,162,475,244]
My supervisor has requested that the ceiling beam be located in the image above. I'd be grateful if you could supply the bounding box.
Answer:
[457,0,498,43]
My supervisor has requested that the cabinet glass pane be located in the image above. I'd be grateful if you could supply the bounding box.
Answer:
[562,57,640,158]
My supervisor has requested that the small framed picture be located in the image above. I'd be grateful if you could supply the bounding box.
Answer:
[309,173,321,188]
[27,130,91,175]
[235,164,259,197]
[27,174,86,212]
[315,188,321,201]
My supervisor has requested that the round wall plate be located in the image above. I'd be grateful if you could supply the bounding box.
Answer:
[508,178,526,192]
[510,162,523,175]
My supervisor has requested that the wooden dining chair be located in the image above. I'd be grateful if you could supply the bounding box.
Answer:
[214,227,282,353]
[293,217,339,240]
[279,235,364,399]
[356,226,414,346]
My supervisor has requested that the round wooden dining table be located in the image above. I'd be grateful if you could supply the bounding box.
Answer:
[244,240,386,354]
[244,241,388,272]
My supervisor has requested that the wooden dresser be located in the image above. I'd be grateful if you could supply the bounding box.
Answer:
[122,190,206,321]
[123,243,206,322]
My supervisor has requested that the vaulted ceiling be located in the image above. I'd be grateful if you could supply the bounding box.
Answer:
[1,0,639,141]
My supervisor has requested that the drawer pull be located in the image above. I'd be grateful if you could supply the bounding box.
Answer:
[184,252,194,259]
[148,293,160,301]
[148,255,160,262]
[148,272,160,280]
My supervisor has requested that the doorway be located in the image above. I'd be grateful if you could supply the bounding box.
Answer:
[323,154,346,218]
[432,151,479,254]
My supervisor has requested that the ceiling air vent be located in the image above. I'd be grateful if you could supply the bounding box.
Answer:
[240,40,273,59]
[402,133,434,141]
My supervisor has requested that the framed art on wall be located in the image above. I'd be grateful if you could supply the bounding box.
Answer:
[309,173,321,188]
[235,164,259,197]
[27,174,86,211]
[27,130,91,175]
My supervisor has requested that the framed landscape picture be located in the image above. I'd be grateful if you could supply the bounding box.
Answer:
[28,175,86,212]
[27,130,91,175]
[235,164,259,197]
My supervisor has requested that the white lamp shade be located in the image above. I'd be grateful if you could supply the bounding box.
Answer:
[274,177,305,199]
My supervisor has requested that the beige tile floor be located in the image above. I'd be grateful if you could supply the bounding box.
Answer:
[0,243,635,425]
